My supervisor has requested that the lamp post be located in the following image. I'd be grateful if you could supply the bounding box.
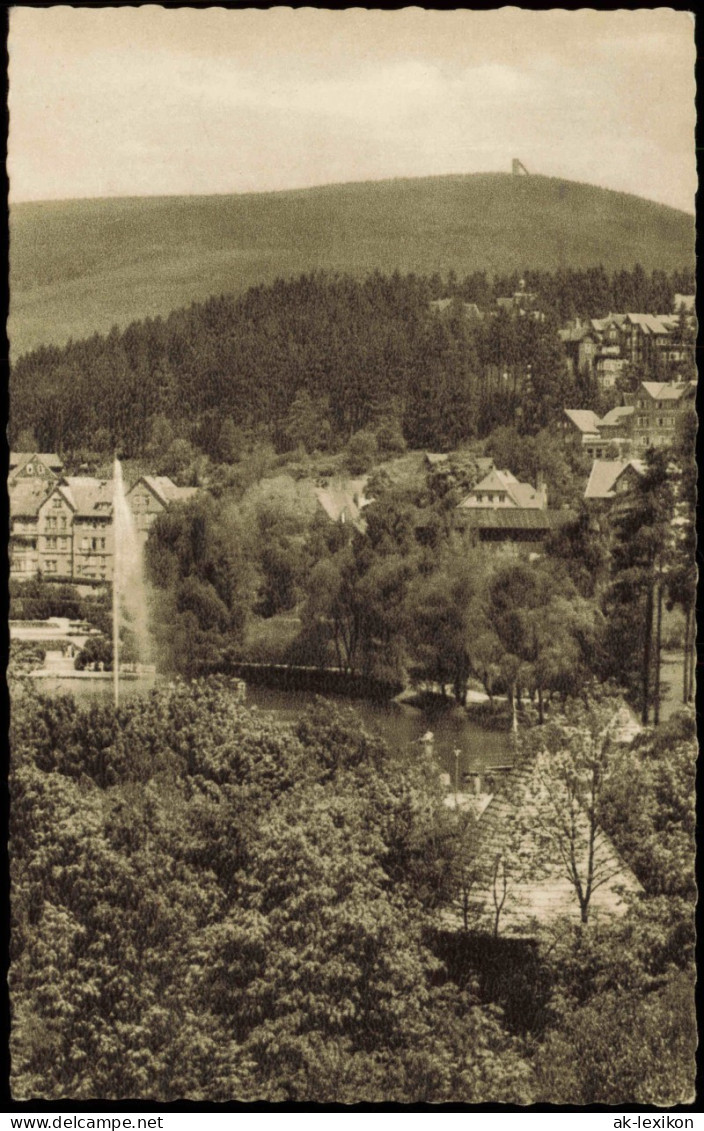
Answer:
[453,747,460,807]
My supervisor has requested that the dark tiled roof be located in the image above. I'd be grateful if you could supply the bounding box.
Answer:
[458,508,572,530]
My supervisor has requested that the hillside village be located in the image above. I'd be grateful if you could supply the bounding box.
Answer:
[7,308,698,1107]
[9,268,696,724]
[8,211,697,1112]
[9,283,696,582]
[9,266,697,954]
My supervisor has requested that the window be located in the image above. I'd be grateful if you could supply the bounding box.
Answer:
[44,560,57,573]
[60,516,67,531]
[59,537,67,551]
[100,538,106,550]
[52,496,62,508]
[45,536,57,549]
[91,538,98,551]
[81,537,89,551]
[25,464,34,475]
[45,516,57,531]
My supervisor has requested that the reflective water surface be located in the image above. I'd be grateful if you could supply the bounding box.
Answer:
[33,673,513,782]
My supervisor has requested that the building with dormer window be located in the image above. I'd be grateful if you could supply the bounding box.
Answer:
[9,451,64,487]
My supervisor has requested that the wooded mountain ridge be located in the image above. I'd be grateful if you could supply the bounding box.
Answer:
[10,265,694,463]
[10,266,694,461]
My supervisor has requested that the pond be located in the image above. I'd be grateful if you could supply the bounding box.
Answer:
[31,673,514,783]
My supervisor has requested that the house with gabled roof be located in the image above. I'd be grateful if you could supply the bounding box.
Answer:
[9,451,64,487]
[127,475,199,542]
[558,322,601,378]
[632,380,697,451]
[313,476,372,531]
[458,468,546,510]
[561,408,602,456]
[9,478,56,577]
[560,307,689,389]
[54,477,115,581]
[584,459,646,502]
[456,468,571,551]
[558,314,627,389]
[11,470,200,582]
[622,312,681,369]
[34,481,79,579]
[495,279,543,320]
[563,405,636,460]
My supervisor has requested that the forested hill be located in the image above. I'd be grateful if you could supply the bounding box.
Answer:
[9,173,695,357]
[10,267,693,460]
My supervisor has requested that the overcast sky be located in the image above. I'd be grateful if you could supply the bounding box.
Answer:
[8,6,696,212]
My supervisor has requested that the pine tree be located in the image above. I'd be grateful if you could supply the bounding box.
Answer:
[603,450,674,723]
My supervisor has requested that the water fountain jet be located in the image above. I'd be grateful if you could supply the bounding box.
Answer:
[112,457,153,706]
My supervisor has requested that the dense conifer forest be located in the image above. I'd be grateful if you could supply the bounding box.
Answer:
[9,265,695,458]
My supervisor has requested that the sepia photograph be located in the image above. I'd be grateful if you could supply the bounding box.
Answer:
[6,5,698,1106]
